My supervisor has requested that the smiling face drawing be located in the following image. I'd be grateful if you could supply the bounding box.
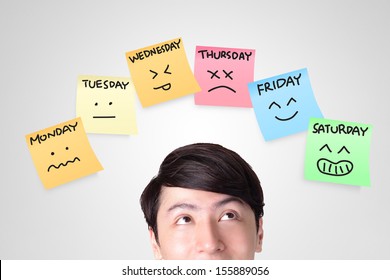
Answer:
[207,69,236,93]
[47,146,81,172]
[249,68,323,141]
[316,144,353,176]
[268,97,298,121]
[150,64,172,91]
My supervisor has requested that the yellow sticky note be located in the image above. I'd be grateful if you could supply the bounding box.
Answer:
[126,37,201,107]
[26,117,103,189]
[76,75,138,135]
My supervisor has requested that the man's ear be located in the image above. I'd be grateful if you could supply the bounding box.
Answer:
[255,217,264,253]
[149,227,163,260]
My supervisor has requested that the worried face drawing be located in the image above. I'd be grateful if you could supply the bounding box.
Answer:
[47,146,81,172]
[268,97,298,121]
[25,117,103,189]
[317,144,353,176]
[150,64,172,91]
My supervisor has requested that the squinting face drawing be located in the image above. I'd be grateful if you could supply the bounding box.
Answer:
[126,37,201,107]
[150,64,172,91]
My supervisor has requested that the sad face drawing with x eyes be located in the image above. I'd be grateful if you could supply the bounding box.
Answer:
[194,46,255,107]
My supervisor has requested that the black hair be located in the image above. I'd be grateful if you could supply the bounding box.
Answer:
[140,143,264,243]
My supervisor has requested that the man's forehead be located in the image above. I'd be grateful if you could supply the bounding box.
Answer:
[158,186,246,211]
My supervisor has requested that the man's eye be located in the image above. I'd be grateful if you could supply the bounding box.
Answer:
[176,216,192,225]
[220,212,237,221]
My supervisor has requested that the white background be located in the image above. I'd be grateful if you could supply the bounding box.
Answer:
[1,0,389,259]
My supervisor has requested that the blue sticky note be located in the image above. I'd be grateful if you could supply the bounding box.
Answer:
[249,68,323,141]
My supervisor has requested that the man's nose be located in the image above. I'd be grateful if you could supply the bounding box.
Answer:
[195,220,225,254]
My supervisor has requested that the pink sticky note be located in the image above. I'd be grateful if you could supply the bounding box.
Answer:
[194,46,255,107]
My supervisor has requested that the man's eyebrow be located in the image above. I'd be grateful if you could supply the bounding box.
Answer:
[166,197,245,213]
[213,197,245,209]
[167,203,199,212]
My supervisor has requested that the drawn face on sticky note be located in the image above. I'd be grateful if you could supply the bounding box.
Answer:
[126,38,200,107]
[248,68,323,141]
[194,46,255,107]
[25,117,103,189]
[304,118,372,186]
[76,75,138,135]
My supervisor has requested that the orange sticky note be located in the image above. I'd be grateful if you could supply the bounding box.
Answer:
[126,37,200,107]
[26,117,103,189]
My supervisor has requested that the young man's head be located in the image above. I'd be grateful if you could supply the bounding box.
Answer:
[140,143,265,260]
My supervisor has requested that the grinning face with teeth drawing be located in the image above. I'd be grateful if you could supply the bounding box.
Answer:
[317,144,353,176]
[304,118,373,187]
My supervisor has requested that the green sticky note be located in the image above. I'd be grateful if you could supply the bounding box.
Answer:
[305,118,372,186]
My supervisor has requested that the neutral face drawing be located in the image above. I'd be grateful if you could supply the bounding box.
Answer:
[92,101,115,119]
[47,146,81,172]
[76,76,138,135]
[150,64,172,91]
[268,97,298,121]
[316,144,353,176]
[207,69,236,93]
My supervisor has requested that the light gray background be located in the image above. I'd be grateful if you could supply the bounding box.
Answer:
[1,0,389,259]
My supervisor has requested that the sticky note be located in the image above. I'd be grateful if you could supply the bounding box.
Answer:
[305,118,372,186]
[194,46,255,107]
[248,68,323,141]
[126,37,201,107]
[26,117,103,189]
[76,75,138,135]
